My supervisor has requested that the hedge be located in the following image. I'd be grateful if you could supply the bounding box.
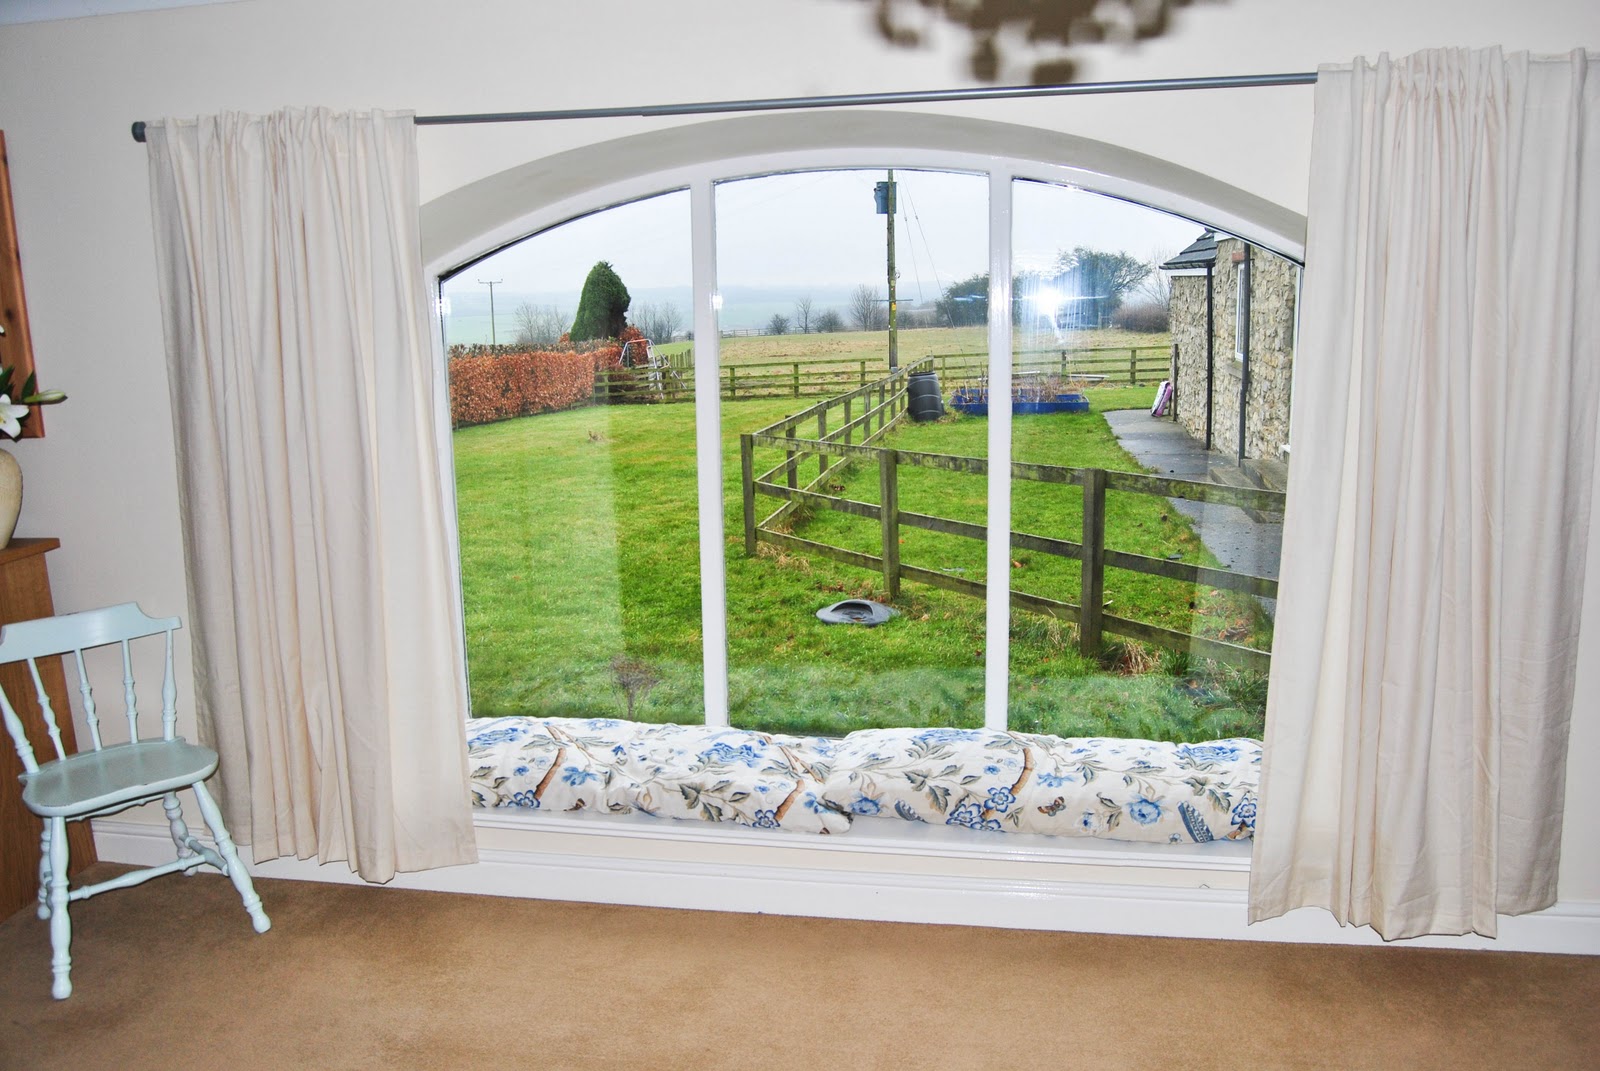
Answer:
[450,346,621,427]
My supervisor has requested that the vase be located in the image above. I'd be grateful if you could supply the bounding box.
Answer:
[0,447,21,548]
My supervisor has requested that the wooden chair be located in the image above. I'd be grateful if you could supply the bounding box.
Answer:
[0,602,268,999]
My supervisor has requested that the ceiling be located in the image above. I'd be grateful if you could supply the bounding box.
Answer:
[0,0,242,26]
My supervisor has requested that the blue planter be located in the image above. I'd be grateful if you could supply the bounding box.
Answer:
[949,389,1089,417]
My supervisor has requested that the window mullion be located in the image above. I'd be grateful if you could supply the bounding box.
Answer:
[690,178,729,727]
[984,170,1015,732]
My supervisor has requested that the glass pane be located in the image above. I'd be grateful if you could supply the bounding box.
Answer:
[718,168,990,736]
[442,190,703,726]
[1008,179,1291,743]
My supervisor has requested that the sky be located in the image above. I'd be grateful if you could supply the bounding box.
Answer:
[439,168,1209,338]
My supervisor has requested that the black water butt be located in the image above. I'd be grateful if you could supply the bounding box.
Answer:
[908,369,944,422]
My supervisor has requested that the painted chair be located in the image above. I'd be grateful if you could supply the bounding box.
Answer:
[0,602,269,999]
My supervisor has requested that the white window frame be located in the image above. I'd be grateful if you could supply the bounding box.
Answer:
[426,125,1304,867]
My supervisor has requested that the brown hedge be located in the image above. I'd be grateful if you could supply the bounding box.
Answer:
[449,348,611,427]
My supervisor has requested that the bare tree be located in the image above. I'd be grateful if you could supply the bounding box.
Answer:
[815,309,846,333]
[767,313,791,335]
[793,295,815,334]
[1131,249,1174,314]
[513,302,569,348]
[849,284,889,331]
[631,301,685,343]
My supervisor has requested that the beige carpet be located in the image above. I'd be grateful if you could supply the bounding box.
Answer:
[2,863,1597,1071]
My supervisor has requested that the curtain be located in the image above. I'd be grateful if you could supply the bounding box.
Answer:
[1251,49,1600,939]
[145,108,477,882]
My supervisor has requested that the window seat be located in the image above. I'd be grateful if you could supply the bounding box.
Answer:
[466,718,1259,845]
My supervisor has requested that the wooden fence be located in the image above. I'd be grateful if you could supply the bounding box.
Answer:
[738,361,922,532]
[594,344,1170,403]
[738,369,1283,672]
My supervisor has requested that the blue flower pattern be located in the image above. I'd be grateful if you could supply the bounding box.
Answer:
[468,718,1261,845]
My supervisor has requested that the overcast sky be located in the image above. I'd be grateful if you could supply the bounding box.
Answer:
[440,168,1208,325]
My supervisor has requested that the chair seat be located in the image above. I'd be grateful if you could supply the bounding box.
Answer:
[21,739,220,818]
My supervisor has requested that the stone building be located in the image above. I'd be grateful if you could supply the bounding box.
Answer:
[1161,232,1300,463]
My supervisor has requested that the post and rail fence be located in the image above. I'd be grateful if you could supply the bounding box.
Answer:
[594,344,1170,403]
[739,364,1283,673]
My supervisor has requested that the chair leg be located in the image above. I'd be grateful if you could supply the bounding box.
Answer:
[163,792,197,868]
[36,825,51,920]
[191,780,270,934]
[46,816,71,1000]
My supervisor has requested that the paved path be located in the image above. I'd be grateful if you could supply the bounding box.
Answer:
[1102,409,1282,613]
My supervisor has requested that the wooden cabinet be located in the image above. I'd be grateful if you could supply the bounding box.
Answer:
[0,538,96,920]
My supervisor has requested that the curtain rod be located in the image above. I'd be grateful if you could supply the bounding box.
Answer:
[129,71,1318,143]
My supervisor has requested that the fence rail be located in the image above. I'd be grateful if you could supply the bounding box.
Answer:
[739,368,1282,673]
[594,344,1171,403]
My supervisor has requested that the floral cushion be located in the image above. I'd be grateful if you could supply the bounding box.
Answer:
[817,728,1260,845]
[609,723,849,834]
[466,718,1260,844]
[466,717,848,834]
[465,717,639,815]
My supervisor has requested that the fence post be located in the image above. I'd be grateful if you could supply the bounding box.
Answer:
[785,424,798,492]
[879,448,900,600]
[1079,468,1106,658]
[1129,348,1137,385]
[792,362,800,398]
[740,434,757,556]
[817,410,828,481]
[844,398,853,446]
[728,366,737,400]
[860,360,867,387]
[1060,349,1068,378]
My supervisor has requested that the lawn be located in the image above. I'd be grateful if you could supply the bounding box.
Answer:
[452,380,1271,743]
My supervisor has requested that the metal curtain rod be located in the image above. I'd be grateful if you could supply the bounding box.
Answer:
[129,71,1317,143]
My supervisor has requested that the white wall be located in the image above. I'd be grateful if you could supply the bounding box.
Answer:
[1,0,1597,934]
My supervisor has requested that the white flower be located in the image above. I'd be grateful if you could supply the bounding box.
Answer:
[0,395,27,439]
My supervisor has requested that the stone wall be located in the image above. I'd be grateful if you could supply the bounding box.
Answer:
[1170,273,1212,445]
[1166,239,1298,461]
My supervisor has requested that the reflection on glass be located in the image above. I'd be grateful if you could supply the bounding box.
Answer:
[443,190,703,725]
[1007,179,1293,743]
[717,169,990,736]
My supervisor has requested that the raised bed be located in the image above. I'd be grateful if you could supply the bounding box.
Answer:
[948,386,1091,417]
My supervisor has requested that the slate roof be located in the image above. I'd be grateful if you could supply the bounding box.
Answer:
[1160,230,1218,271]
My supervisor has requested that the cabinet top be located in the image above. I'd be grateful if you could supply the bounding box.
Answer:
[0,537,60,567]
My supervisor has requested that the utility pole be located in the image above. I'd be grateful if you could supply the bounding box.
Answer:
[875,171,899,370]
[478,278,503,346]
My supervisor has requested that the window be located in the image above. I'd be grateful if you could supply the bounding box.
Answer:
[435,130,1301,846]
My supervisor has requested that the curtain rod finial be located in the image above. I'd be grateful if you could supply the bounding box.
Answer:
[131,121,146,144]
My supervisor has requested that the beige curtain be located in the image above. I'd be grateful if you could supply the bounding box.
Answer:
[145,108,477,882]
[1251,49,1600,939]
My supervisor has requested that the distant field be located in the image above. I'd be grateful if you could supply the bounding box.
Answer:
[654,325,1169,369]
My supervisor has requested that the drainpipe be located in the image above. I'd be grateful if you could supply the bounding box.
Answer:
[1204,262,1215,451]
[1236,245,1252,462]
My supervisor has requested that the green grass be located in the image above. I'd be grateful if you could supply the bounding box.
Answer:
[452,381,1270,743]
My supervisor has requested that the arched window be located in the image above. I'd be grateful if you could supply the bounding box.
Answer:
[429,112,1303,848]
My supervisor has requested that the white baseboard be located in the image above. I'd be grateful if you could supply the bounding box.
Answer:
[92,817,1600,955]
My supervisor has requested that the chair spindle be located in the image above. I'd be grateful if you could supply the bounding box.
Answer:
[26,657,66,762]
[73,647,102,751]
[120,638,138,742]
[160,628,177,741]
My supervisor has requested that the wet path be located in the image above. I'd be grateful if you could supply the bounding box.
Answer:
[1102,409,1283,613]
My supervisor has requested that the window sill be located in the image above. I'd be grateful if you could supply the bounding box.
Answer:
[471,806,1254,873]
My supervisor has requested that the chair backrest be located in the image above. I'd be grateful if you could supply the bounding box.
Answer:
[0,603,182,775]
